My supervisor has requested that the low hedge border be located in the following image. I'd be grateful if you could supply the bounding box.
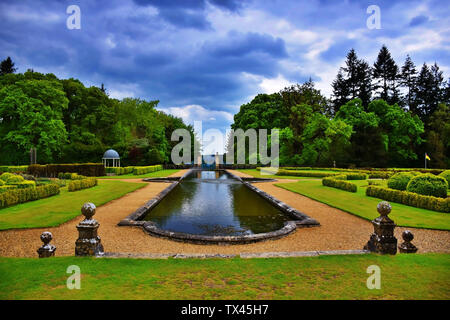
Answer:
[105,167,135,175]
[133,165,163,175]
[68,178,98,192]
[366,185,450,213]
[28,163,105,177]
[260,168,340,178]
[0,166,28,174]
[0,184,60,208]
[322,175,358,193]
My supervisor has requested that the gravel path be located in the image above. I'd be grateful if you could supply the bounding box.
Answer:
[0,169,448,258]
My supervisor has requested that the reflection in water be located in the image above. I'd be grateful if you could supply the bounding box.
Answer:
[143,170,290,236]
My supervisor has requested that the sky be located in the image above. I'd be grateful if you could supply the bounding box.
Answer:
[1,0,449,146]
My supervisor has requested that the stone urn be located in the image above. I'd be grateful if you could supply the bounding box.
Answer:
[75,203,104,256]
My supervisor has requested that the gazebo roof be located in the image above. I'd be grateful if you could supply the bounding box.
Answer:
[103,149,120,159]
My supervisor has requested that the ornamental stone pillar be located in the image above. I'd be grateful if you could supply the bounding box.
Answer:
[75,203,104,256]
[37,231,56,258]
[398,230,418,253]
[364,201,397,255]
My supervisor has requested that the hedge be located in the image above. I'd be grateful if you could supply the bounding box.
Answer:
[261,168,340,178]
[0,166,28,174]
[439,170,450,185]
[133,165,163,175]
[366,185,450,213]
[322,175,357,192]
[68,178,98,192]
[387,172,415,191]
[28,163,105,177]
[0,184,60,208]
[0,173,14,182]
[406,174,448,198]
[105,167,134,175]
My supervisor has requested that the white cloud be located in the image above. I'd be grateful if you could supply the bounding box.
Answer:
[160,104,233,125]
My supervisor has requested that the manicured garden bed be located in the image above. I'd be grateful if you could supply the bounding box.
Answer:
[0,180,145,230]
[276,180,450,230]
[0,253,448,300]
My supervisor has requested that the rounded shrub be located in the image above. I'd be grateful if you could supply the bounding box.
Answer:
[6,175,25,184]
[0,172,14,182]
[387,172,415,191]
[0,180,4,186]
[406,173,448,198]
[439,170,450,185]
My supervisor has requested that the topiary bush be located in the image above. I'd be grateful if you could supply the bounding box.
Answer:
[0,173,14,182]
[387,172,415,191]
[406,173,448,198]
[6,175,25,184]
[439,170,450,185]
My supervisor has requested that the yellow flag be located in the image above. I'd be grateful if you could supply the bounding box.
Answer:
[425,153,431,161]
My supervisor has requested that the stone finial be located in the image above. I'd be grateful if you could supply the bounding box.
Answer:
[398,230,418,253]
[75,203,104,256]
[81,202,96,220]
[377,201,391,216]
[364,201,397,255]
[37,231,56,258]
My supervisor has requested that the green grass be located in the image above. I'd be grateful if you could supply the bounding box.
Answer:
[238,169,320,180]
[277,180,450,230]
[0,180,145,230]
[98,169,180,179]
[0,254,448,300]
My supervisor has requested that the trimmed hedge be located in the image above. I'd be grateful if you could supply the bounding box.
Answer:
[0,166,28,174]
[0,173,14,182]
[133,165,163,175]
[366,185,450,213]
[6,175,24,184]
[345,173,368,180]
[406,174,448,198]
[68,178,98,192]
[0,184,60,208]
[387,172,415,191]
[105,167,134,175]
[28,163,105,177]
[322,175,357,192]
[262,168,340,178]
[439,170,450,185]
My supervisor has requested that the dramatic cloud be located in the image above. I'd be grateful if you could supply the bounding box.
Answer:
[0,0,448,138]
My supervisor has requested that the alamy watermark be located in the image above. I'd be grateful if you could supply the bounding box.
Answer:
[67,265,81,289]
[366,265,381,289]
[66,5,81,30]
[366,5,381,29]
[171,121,279,174]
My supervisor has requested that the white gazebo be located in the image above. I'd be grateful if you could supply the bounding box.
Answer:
[102,149,120,167]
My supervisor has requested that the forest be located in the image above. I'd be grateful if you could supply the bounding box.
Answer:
[0,57,194,166]
[231,45,450,168]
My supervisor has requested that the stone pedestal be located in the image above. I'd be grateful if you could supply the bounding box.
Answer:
[364,201,397,255]
[75,203,104,256]
[37,231,56,258]
[398,230,418,253]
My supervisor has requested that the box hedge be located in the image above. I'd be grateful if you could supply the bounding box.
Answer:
[28,163,105,177]
[105,167,135,175]
[0,184,60,208]
[133,165,163,175]
[406,174,448,198]
[439,170,450,185]
[322,175,357,192]
[387,172,415,191]
[366,185,449,213]
[68,178,98,192]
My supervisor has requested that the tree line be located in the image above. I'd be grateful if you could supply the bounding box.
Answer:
[231,46,449,168]
[0,58,195,165]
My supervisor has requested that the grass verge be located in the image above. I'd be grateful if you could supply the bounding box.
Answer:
[0,180,145,230]
[0,253,448,300]
[276,180,450,230]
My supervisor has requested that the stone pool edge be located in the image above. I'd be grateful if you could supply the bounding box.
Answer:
[118,169,320,245]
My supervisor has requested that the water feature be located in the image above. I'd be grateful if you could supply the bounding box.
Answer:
[142,170,291,236]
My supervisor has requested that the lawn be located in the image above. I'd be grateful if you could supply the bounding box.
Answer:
[98,169,180,179]
[276,180,450,230]
[0,180,146,230]
[238,169,321,180]
[0,253,448,300]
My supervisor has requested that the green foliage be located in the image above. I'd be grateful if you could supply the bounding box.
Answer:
[6,175,24,184]
[0,166,28,174]
[105,167,134,175]
[28,163,105,177]
[366,185,449,213]
[132,165,163,175]
[322,175,358,192]
[68,178,98,192]
[0,184,60,208]
[406,174,448,198]
[439,170,450,185]
[387,172,415,191]
[0,173,14,182]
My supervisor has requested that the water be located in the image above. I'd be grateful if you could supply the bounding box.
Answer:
[142,170,290,236]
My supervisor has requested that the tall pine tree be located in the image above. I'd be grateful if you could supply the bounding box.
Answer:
[415,63,444,122]
[400,55,417,113]
[372,45,400,105]
[0,57,17,76]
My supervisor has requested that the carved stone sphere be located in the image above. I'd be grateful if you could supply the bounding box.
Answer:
[377,201,392,216]
[81,202,96,219]
[402,230,414,242]
[40,231,53,245]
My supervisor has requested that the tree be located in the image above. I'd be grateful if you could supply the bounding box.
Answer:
[331,49,372,110]
[400,55,418,113]
[0,57,17,76]
[415,63,444,122]
[372,45,400,105]
[279,79,330,115]
[0,79,68,163]
[425,104,450,168]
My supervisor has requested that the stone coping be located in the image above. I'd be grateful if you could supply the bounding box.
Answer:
[118,169,320,244]
[99,249,369,259]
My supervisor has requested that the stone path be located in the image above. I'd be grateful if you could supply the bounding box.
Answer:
[0,169,448,258]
